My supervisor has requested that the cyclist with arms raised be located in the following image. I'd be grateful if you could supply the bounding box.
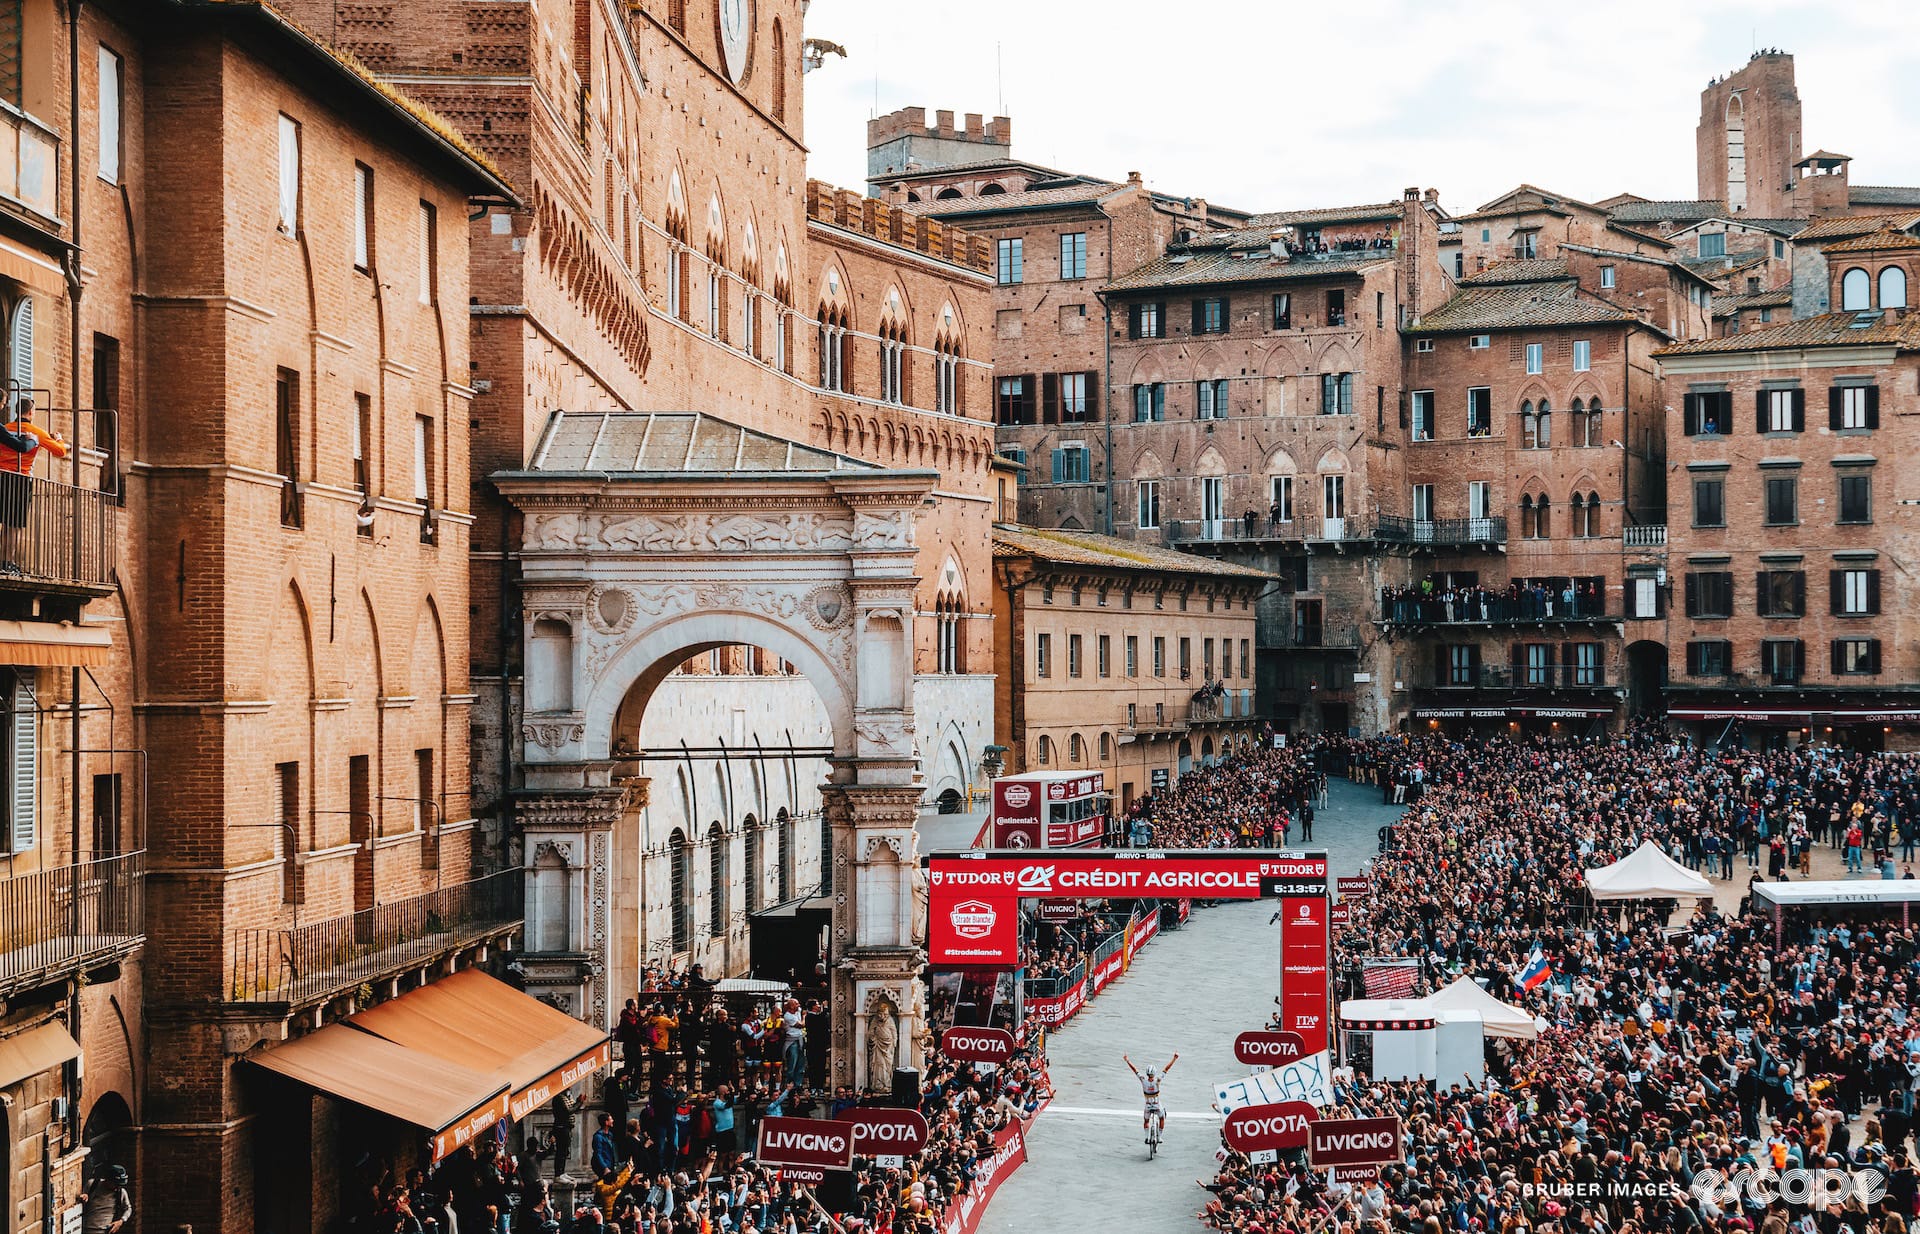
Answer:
[1123,1051,1179,1147]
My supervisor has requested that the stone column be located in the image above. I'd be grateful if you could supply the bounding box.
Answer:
[823,773,926,1091]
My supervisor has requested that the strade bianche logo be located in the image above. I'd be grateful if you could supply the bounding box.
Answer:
[1689,1166,1887,1208]
[949,899,998,940]
[1002,783,1032,809]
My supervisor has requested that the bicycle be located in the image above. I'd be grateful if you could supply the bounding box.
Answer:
[1144,1101,1164,1160]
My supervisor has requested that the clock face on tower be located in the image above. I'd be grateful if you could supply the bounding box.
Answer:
[717,0,754,84]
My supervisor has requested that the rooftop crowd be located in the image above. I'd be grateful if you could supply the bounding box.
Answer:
[1131,723,1920,1234]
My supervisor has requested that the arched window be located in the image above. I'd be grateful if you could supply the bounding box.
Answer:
[1588,491,1602,537]
[1036,735,1053,766]
[1068,733,1085,763]
[1880,265,1908,309]
[979,183,1006,196]
[1519,493,1535,539]
[770,19,787,122]
[1520,400,1537,450]
[1536,398,1552,448]
[670,829,692,953]
[743,818,762,914]
[935,187,963,201]
[1842,267,1871,311]
[707,822,729,938]
[776,808,794,904]
[1099,732,1113,761]
[1536,494,1551,539]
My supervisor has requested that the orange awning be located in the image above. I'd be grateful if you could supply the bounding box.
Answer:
[0,620,110,667]
[348,969,610,1122]
[0,1021,80,1089]
[0,237,65,297]
[244,1022,510,1161]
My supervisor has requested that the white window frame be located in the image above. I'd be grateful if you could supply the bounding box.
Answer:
[1840,385,1871,430]
[1137,479,1161,530]
[667,248,683,317]
[1410,390,1434,441]
[1060,231,1087,280]
[1415,338,1433,353]
[1468,480,1492,521]
[1322,473,1345,520]
[1125,636,1138,677]
[417,201,436,305]
[413,414,433,505]
[1525,342,1543,375]
[97,46,123,184]
[707,267,722,337]
[1060,371,1087,419]
[1411,483,1434,524]
[997,237,1023,285]
[1767,388,1795,433]
[1573,339,1591,373]
[1270,475,1293,523]
[1632,577,1658,619]
[1469,334,1490,350]
[1842,569,1873,615]
[353,163,373,271]
[1600,265,1616,289]
[277,114,301,233]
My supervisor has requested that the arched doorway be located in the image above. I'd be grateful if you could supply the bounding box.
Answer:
[1177,738,1193,776]
[83,1093,134,1186]
[1627,640,1667,717]
[934,788,963,814]
[497,415,938,1089]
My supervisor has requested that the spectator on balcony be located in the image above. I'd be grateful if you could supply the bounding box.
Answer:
[1242,508,1257,537]
[0,394,67,574]
[1269,500,1284,533]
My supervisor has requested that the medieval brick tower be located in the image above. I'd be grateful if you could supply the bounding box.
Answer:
[1696,51,1802,216]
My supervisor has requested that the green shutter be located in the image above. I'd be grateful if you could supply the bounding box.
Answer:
[10,669,34,853]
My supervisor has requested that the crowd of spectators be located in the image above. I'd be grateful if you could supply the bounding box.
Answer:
[1125,723,1920,1233]
[342,959,1052,1234]
[1380,578,1608,625]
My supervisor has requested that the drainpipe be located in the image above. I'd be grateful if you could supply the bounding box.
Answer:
[1101,213,1116,536]
[499,505,514,860]
[65,0,87,1155]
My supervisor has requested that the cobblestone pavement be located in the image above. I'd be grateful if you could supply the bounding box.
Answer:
[983,777,1403,1233]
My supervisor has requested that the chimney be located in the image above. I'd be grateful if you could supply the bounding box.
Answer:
[1424,188,1439,206]
[1404,186,1420,202]
[1127,171,1143,188]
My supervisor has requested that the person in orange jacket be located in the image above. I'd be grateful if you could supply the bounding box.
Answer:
[0,393,67,573]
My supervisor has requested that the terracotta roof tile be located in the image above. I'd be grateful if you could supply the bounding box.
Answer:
[1408,283,1640,334]
[1822,228,1920,254]
[904,181,1123,218]
[1105,242,1392,293]
[1606,199,1727,224]
[1712,289,1791,314]
[1248,201,1404,227]
[1457,258,1571,286]
[1792,212,1920,241]
[993,526,1275,581]
[1850,186,1920,207]
[1655,311,1920,357]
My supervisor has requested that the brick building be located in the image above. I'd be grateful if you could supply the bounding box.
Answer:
[1652,223,1920,749]
[0,0,545,1229]
[1389,263,1677,736]
[991,525,1270,811]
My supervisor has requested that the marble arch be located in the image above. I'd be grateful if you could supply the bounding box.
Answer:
[497,409,935,1089]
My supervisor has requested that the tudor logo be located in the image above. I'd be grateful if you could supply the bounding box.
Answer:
[940,1026,1015,1064]
[949,900,997,940]
[1014,865,1055,893]
[1298,904,1313,920]
[1002,783,1032,809]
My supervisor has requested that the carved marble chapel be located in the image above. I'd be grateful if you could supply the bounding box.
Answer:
[494,411,934,1088]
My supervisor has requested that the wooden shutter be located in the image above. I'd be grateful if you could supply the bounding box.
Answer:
[1828,387,1843,431]
[1128,304,1141,339]
[1083,373,1098,421]
[1755,572,1770,617]
[9,669,33,853]
[9,296,32,394]
[1686,643,1700,676]
[1021,374,1036,421]
[1432,644,1448,686]
[1869,640,1882,674]
[1790,388,1805,432]
[1560,641,1575,689]
[1792,571,1805,616]
[1831,640,1845,676]
[1830,570,1844,614]
[1509,642,1524,684]
[1191,299,1205,333]
[1041,373,1059,423]
[1868,570,1882,614]
[1754,390,1769,434]
[1218,297,1230,329]
[1866,385,1881,428]
[1684,573,1699,618]
[1682,393,1699,437]
[1792,639,1804,678]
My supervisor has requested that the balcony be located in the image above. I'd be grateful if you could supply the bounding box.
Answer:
[1379,583,1611,626]
[225,869,523,1007]
[1428,666,1614,691]
[0,103,58,221]
[0,475,120,595]
[1164,513,1506,548]
[1623,525,1668,549]
[0,853,144,998]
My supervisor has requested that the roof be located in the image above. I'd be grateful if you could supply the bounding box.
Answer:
[1798,149,1852,164]
[1606,199,1727,224]
[883,156,1075,184]
[1456,258,1570,286]
[1850,186,1920,208]
[1753,880,1920,909]
[1248,201,1404,228]
[1454,184,1597,222]
[1408,282,1640,335]
[524,411,875,474]
[1712,289,1791,315]
[1792,212,1920,242]
[1665,216,1806,238]
[1822,228,1920,254]
[905,180,1124,219]
[993,526,1275,582]
[1655,310,1920,357]
[181,0,514,200]
[1105,230,1393,293]
[1680,250,1771,281]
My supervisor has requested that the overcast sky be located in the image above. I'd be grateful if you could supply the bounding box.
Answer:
[800,0,1920,215]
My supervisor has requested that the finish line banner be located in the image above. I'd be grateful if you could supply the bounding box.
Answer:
[928,850,1326,967]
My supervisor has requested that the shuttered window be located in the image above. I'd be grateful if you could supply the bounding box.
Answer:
[5,669,34,852]
[277,114,300,232]
[417,202,437,304]
[98,47,123,183]
[9,294,32,398]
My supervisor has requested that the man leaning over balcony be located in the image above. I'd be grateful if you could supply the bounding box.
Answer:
[0,392,68,575]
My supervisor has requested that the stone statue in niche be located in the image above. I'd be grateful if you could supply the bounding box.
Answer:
[866,996,899,1088]
[910,866,929,950]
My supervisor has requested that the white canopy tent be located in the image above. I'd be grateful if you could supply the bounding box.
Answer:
[1424,977,1540,1041]
[1583,839,1714,901]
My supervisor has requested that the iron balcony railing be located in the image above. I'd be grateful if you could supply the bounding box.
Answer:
[225,869,523,1005]
[1429,666,1613,691]
[0,852,145,997]
[1372,515,1509,546]
[0,473,120,593]
[1164,514,1508,547]
[1380,585,1611,625]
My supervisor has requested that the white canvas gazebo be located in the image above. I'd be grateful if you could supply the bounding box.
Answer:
[1424,976,1540,1041]
[1583,839,1714,901]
